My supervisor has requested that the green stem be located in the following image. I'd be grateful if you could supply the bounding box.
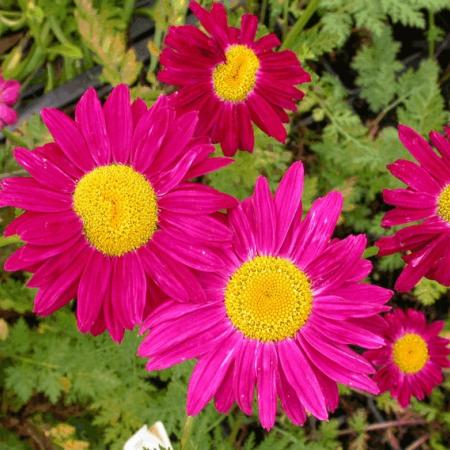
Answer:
[180,415,194,450]
[228,412,244,445]
[282,0,320,50]
[1,128,28,148]
[8,355,59,370]
[428,11,436,58]
[259,0,268,23]
[0,235,22,248]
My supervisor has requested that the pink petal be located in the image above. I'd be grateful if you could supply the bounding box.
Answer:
[151,111,199,173]
[0,177,71,212]
[383,189,435,209]
[247,94,287,143]
[75,87,111,165]
[132,105,170,173]
[228,203,256,261]
[152,231,224,272]
[256,343,278,430]
[140,244,206,302]
[14,147,74,192]
[240,14,258,44]
[299,336,379,394]
[33,244,89,315]
[398,125,450,183]
[159,183,237,214]
[381,206,435,226]
[214,364,235,413]
[233,339,260,415]
[41,108,94,172]
[277,366,307,426]
[278,339,328,420]
[186,156,234,179]
[309,316,385,349]
[395,244,444,292]
[187,331,238,415]
[152,150,198,195]
[253,176,277,255]
[0,104,17,126]
[140,304,228,370]
[291,191,343,268]
[301,326,375,374]
[77,250,110,333]
[236,103,254,152]
[103,84,132,163]
[11,211,81,246]
[274,162,304,250]
[160,212,232,244]
[387,159,441,193]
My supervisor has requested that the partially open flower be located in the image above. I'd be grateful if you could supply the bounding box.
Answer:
[158,1,310,156]
[365,309,450,408]
[0,75,20,129]
[0,85,236,341]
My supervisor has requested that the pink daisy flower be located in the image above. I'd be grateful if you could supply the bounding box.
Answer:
[0,84,236,342]
[377,125,450,291]
[138,162,392,430]
[0,75,20,129]
[158,1,311,156]
[365,309,450,408]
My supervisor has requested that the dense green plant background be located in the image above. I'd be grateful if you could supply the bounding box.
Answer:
[0,0,449,448]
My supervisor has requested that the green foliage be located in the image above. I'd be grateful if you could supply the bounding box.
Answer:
[396,59,448,135]
[74,0,142,86]
[352,27,402,112]
[348,409,368,450]
[0,0,137,89]
[413,278,447,306]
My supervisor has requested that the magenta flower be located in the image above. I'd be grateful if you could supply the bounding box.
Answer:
[377,125,450,291]
[0,85,236,342]
[0,75,20,128]
[365,309,449,408]
[138,162,392,430]
[158,1,310,156]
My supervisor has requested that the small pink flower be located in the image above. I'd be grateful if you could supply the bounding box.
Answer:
[158,1,310,156]
[0,75,20,129]
[0,84,236,341]
[377,124,450,291]
[365,309,450,408]
[139,162,392,430]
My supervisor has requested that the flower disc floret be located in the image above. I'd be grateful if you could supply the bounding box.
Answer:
[212,45,260,102]
[437,184,450,223]
[73,164,158,256]
[225,256,312,341]
[393,333,429,374]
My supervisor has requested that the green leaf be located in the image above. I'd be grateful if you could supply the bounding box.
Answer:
[47,43,83,59]
[397,59,448,135]
[352,27,402,112]
[413,278,447,306]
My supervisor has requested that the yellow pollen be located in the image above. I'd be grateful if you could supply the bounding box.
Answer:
[73,164,158,256]
[437,184,450,223]
[393,333,429,374]
[224,256,313,342]
[212,45,260,102]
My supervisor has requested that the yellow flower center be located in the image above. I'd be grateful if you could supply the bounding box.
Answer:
[224,256,313,342]
[212,45,260,103]
[73,164,158,256]
[393,333,429,374]
[437,184,450,223]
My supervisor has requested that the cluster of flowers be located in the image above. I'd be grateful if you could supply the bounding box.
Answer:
[0,1,448,430]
